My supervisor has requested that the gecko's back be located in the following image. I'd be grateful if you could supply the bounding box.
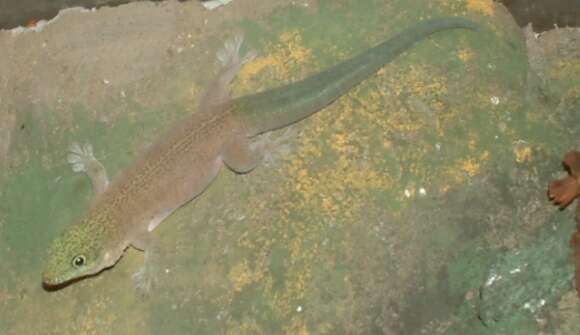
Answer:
[95,105,239,238]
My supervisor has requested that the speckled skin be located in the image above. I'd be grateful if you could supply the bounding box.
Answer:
[42,17,478,288]
[43,107,241,286]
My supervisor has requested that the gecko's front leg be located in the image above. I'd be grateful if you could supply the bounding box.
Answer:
[67,143,109,195]
[131,233,161,295]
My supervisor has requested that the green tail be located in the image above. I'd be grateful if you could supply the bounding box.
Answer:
[232,17,480,136]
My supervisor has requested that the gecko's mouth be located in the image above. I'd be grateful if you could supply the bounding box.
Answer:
[42,261,115,291]
[42,272,88,291]
[42,271,70,288]
[42,276,70,290]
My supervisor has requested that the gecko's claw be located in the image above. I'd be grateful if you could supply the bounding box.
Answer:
[67,143,95,173]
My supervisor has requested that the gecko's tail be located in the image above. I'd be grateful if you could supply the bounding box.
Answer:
[231,17,480,137]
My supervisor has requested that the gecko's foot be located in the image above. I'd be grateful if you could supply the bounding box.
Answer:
[67,142,96,173]
[253,128,295,167]
[132,264,159,296]
[216,33,257,68]
[67,142,109,194]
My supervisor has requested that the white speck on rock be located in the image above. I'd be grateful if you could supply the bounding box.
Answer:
[202,0,233,11]
[509,268,521,274]
[523,298,546,313]
[485,273,502,287]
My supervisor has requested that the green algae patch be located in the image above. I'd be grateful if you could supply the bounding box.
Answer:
[478,217,575,328]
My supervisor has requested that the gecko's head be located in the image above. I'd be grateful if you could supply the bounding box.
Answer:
[42,222,117,287]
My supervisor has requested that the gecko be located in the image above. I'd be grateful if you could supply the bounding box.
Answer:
[42,17,479,292]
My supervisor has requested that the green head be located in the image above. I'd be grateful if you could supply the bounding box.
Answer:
[42,221,118,286]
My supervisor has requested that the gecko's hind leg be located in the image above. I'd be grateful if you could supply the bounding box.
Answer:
[222,135,262,174]
[67,143,109,195]
[198,33,257,110]
[131,233,160,296]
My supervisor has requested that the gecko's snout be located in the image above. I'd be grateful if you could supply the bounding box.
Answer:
[42,270,83,291]
[41,270,62,287]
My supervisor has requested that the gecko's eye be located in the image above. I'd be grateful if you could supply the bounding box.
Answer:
[72,255,86,268]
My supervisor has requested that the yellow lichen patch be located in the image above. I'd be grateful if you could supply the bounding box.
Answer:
[447,150,490,183]
[513,142,533,163]
[285,268,311,301]
[374,63,454,138]
[390,64,449,97]
[457,48,474,62]
[461,158,481,176]
[236,30,313,94]
[228,259,265,293]
[240,56,278,81]
[285,147,393,219]
[467,0,495,16]
[276,30,312,65]
[440,149,490,186]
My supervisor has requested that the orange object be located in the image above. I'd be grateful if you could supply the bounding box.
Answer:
[548,151,580,298]
[26,18,39,28]
[548,151,580,208]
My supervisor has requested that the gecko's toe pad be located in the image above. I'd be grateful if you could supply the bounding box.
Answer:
[216,33,250,66]
[67,143,96,173]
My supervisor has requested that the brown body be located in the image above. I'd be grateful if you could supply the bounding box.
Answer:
[92,105,241,251]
